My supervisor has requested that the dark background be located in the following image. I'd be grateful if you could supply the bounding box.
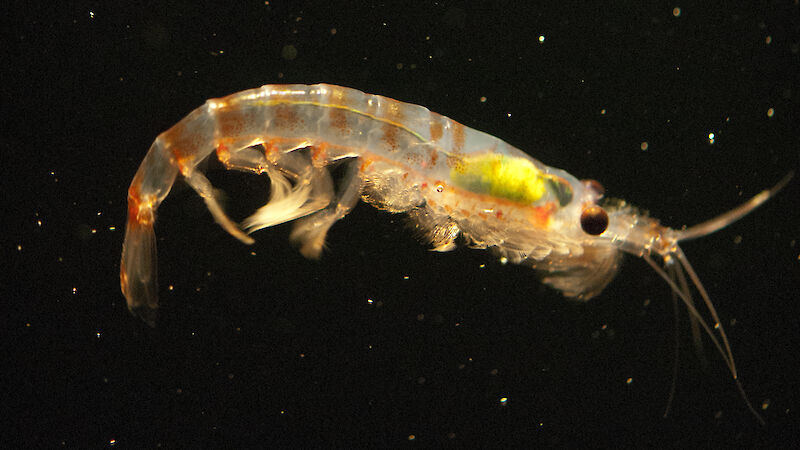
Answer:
[4,1,799,447]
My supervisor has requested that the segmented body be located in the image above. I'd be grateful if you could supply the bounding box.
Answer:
[122,84,788,422]
[121,84,619,323]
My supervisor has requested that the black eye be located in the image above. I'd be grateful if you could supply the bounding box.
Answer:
[580,206,608,235]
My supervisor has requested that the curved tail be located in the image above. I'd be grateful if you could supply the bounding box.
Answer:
[120,139,179,326]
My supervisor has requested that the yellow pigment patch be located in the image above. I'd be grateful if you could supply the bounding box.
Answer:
[450,154,572,206]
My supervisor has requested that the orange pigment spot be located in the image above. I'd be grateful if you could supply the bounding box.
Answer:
[119,259,129,293]
[173,155,192,177]
[430,121,443,141]
[274,104,301,131]
[359,159,374,171]
[329,86,347,105]
[381,123,399,152]
[447,155,465,171]
[328,88,351,134]
[264,140,279,155]
[429,148,439,166]
[216,105,248,137]
[215,143,231,163]
[312,143,329,166]
[451,121,465,153]
[528,202,556,228]
[329,107,350,135]
[161,121,190,162]
[406,152,422,165]
[126,184,154,228]
[381,99,403,121]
